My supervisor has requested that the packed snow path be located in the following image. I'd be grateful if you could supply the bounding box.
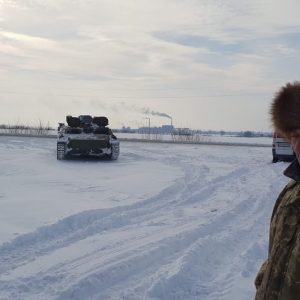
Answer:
[0,136,290,300]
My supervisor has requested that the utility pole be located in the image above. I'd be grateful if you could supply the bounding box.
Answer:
[145,117,151,139]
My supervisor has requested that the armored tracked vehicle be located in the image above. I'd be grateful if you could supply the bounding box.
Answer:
[57,115,120,160]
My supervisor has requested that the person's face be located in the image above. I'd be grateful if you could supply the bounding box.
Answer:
[291,136,300,163]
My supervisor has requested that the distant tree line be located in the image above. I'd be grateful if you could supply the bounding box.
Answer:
[0,122,54,135]
[114,126,272,138]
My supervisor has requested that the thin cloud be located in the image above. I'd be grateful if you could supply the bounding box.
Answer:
[1,0,300,130]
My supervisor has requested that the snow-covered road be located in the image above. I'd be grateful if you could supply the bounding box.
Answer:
[0,136,290,300]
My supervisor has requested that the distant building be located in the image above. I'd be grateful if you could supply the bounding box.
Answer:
[173,128,193,136]
[137,125,175,134]
[121,126,136,133]
[161,125,175,134]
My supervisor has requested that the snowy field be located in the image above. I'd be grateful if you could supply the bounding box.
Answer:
[0,136,290,300]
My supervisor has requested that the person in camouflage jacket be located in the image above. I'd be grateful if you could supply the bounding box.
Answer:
[255,82,300,300]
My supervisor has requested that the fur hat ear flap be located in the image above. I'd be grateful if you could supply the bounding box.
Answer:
[271,82,300,138]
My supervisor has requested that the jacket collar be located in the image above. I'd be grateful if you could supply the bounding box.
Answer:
[284,159,300,182]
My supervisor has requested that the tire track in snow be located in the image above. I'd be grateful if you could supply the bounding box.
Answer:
[0,180,259,300]
[144,161,285,300]
[0,162,247,276]
[0,167,263,300]
[57,165,272,300]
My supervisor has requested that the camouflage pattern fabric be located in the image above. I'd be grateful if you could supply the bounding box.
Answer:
[255,160,300,300]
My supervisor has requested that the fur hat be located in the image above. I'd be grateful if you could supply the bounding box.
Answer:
[271,82,300,138]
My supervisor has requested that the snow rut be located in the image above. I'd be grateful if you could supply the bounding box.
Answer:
[0,164,244,274]
[0,142,284,300]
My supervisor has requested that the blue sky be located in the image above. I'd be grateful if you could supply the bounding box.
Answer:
[154,32,245,54]
[0,0,300,131]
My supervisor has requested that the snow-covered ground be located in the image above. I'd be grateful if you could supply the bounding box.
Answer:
[0,136,290,300]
